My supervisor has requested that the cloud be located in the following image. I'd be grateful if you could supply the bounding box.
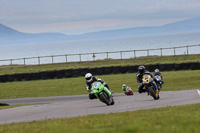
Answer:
[1,0,200,34]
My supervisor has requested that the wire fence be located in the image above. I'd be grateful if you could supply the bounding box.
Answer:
[0,44,200,66]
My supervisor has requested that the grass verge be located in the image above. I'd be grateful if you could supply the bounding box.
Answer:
[0,54,199,75]
[0,103,199,133]
[0,70,200,99]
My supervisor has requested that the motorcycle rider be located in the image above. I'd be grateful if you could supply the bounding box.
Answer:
[122,84,133,95]
[122,84,127,93]
[136,65,158,93]
[85,73,112,99]
[153,69,164,88]
[153,69,163,80]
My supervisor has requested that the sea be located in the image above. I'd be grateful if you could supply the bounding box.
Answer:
[0,32,200,65]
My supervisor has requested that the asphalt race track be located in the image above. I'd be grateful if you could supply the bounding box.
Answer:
[0,90,200,124]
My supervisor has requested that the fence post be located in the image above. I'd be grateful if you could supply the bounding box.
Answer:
[24,58,26,65]
[92,53,95,61]
[79,54,81,62]
[147,49,149,56]
[10,59,13,65]
[52,56,54,64]
[160,48,163,56]
[186,46,189,55]
[120,51,122,59]
[65,55,68,62]
[107,52,109,59]
[38,57,40,65]
[134,50,136,58]
[174,47,176,55]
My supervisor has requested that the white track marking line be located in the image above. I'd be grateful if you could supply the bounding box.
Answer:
[197,89,200,96]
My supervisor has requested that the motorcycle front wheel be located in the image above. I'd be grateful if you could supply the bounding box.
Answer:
[99,92,111,105]
[148,86,159,100]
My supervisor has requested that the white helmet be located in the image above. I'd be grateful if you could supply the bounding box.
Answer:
[155,69,159,73]
[122,84,126,87]
[85,73,93,82]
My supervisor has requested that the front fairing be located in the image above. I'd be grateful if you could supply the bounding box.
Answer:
[91,82,111,98]
[92,82,103,93]
[126,87,132,92]
[155,75,162,82]
[142,74,153,85]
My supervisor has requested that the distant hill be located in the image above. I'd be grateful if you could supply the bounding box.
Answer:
[1,17,200,45]
[78,17,200,39]
[0,24,70,45]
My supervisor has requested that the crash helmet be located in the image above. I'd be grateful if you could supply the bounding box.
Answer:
[122,84,126,88]
[155,69,159,74]
[138,65,145,74]
[85,73,93,82]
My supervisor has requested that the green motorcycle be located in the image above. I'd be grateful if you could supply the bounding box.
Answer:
[91,81,115,106]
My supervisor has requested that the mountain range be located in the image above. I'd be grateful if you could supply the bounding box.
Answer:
[1,17,200,45]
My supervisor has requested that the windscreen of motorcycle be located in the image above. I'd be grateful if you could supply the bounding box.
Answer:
[155,75,162,81]
[142,74,153,84]
[92,82,100,89]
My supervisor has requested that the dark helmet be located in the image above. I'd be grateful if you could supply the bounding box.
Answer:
[138,65,145,74]
[85,73,93,82]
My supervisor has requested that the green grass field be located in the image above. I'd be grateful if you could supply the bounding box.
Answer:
[0,70,200,99]
[0,103,199,133]
[0,54,200,75]
[0,55,199,132]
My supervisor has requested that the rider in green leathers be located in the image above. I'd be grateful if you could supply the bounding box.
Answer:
[85,73,113,99]
[122,84,132,94]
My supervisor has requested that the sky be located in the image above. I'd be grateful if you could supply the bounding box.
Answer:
[1,0,200,35]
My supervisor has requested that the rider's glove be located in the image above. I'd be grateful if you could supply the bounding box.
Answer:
[87,88,91,93]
